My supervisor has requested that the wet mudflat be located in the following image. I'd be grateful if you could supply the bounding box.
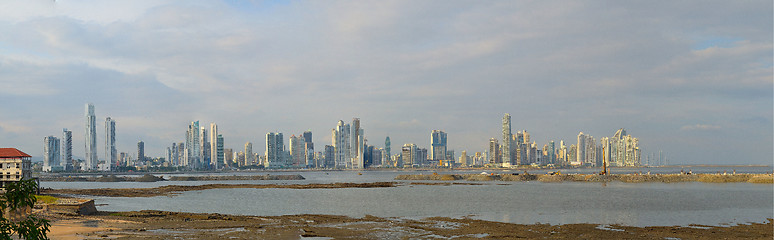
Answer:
[47,210,772,239]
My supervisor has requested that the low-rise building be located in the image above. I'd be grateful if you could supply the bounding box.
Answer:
[0,148,33,188]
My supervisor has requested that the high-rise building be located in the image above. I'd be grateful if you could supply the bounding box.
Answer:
[401,143,417,167]
[184,121,201,169]
[43,136,60,172]
[105,117,116,169]
[62,128,73,170]
[171,143,178,166]
[199,126,209,169]
[384,136,391,165]
[245,142,253,165]
[323,145,335,168]
[84,103,97,170]
[223,148,233,168]
[488,138,500,165]
[289,135,305,168]
[501,114,512,167]
[459,150,468,166]
[216,134,224,168]
[430,130,448,162]
[350,118,364,169]
[332,120,350,168]
[210,123,220,169]
[609,128,640,167]
[265,132,285,168]
[303,131,314,167]
[176,142,185,167]
[137,141,145,162]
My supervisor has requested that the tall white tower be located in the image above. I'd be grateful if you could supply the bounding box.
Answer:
[84,103,97,170]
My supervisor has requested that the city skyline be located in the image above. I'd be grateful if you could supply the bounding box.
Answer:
[0,1,771,165]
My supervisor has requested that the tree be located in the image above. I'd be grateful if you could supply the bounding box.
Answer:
[0,179,50,240]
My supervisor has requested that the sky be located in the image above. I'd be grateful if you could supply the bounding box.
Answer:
[0,0,771,165]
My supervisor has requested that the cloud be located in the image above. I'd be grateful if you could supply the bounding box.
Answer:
[680,124,722,131]
[0,1,770,165]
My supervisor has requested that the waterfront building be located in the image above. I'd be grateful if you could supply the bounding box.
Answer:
[350,118,365,169]
[332,120,350,168]
[104,117,116,170]
[0,148,32,188]
[176,142,185,167]
[137,141,145,162]
[210,123,221,169]
[245,142,253,165]
[569,144,578,166]
[501,114,512,167]
[43,136,60,172]
[223,148,233,168]
[289,135,305,168]
[459,150,468,167]
[303,131,314,167]
[171,143,178,166]
[265,132,285,168]
[184,121,201,170]
[84,103,97,170]
[383,136,391,166]
[488,138,500,165]
[610,128,641,167]
[401,143,417,167]
[62,129,73,170]
[323,145,335,168]
[430,130,448,163]
[199,126,209,169]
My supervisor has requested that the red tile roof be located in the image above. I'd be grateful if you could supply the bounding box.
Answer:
[0,148,31,158]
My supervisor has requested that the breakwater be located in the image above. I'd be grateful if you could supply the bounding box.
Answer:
[168,174,304,181]
[395,173,774,183]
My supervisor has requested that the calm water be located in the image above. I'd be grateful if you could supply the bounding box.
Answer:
[41,168,773,227]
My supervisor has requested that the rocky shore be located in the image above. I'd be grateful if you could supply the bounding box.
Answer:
[42,182,397,197]
[44,210,772,239]
[395,173,774,183]
[167,174,305,181]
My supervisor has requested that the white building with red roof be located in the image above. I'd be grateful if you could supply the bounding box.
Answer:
[0,148,33,188]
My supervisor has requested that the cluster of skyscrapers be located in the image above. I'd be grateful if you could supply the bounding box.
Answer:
[41,105,643,172]
[475,113,641,168]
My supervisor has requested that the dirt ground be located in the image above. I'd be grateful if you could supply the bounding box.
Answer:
[44,210,772,240]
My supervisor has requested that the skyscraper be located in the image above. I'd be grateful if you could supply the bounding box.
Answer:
[332,120,350,168]
[265,132,284,168]
[245,142,253,165]
[62,128,73,170]
[184,121,201,169]
[43,136,60,172]
[137,141,145,162]
[105,117,116,169]
[84,103,97,170]
[430,130,448,162]
[488,138,500,165]
[350,118,364,169]
[216,134,224,168]
[289,135,305,167]
[501,114,512,167]
[383,136,391,167]
[199,126,209,169]
[303,131,314,167]
[401,143,417,167]
[209,123,222,169]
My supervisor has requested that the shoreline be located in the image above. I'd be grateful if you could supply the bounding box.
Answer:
[396,173,774,183]
[35,164,773,177]
[43,210,772,239]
